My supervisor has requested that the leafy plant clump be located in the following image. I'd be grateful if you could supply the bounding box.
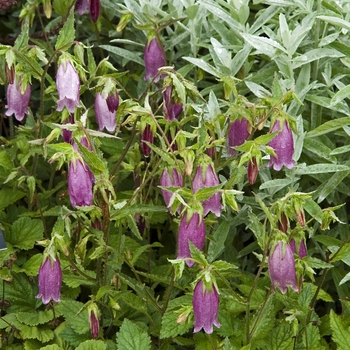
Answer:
[1,0,350,349]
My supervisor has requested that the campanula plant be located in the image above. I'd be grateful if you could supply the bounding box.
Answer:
[144,36,166,83]
[95,92,117,133]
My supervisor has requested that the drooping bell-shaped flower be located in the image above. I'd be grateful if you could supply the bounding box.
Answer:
[227,118,249,156]
[267,120,295,171]
[106,91,119,113]
[160,168,183,214]
[289,238,307,259]
[68,158,93,208]
[163,86,182,121]
[36,256,62,304]
[88,303,100,339]
[89,0,99,22]
[144,37,166,83]
[5,78,31,121]
[192,164,222,217]
[268,241,299,294]
[141,124,154,157]
[75,0,89,15]
[247,157,259,185]
[95,93,116,133]
[177,212,205,267]
[193,280,221,334]
[56,60,81,113]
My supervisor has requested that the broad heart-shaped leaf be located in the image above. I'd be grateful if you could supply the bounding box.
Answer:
[116,319,151,350]
[160,295,193,339]
[55,7,75,51]
[55,300,90,335]
[17,310,55,326]
[330,309,350,350]
[75,340,107,350]
[7,217,44,250]
[40,345,64,350]
[0,188,26,211]
[267,322,294,350]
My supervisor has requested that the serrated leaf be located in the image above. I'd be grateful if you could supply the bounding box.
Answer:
[248,210,266,250]
[160,295,193,339]
[55,8,75,51]
[0,188,26,211]
[19,324,55,343]
[330,309,350,350]
[17,310,54,326]
[14,18,29,51]
[7,217,44,250]
[55,300,90,335]
[116,319,151,350]
[267,322,294,350]
[77,143,106,174]
[75,340,107,350]
[40,345,64,350]
[119,291,147,313]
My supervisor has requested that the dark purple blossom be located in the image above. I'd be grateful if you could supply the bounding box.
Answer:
[177,212,205,267]
[5,78,31,121]
[144,37,166,83]
[56,60,81,113]
[160,168,183,213]
[163,86,182,121]
[267,120,295,171]
[95,93,116,133]
[106,91,119,113]
[192,164,222,217]
[141,124,154,157]
[36,256,62,304]
[75,0,89,15]
[193,280,221,334]
[227,118,249,156]
[268,241,299,294]
[289,238,307,259]
[89,306,99,339]
[89,0,99,22]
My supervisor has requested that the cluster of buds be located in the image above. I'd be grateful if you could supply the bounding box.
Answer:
[36,255,62,304]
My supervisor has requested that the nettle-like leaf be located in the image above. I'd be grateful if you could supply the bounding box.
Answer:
[330,310,350,350]
[116,319,151,350]
[76,340,107,350]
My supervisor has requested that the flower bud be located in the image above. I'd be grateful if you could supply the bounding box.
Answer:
[144,37,166,83]
[160,168,183,214]
[141,124,154,157]
[56,60,81,113]
[95,93,117,133]
[5,77,31,121]
[268,241,299,294]
[36,256,62,304]
[267,120,295,171]
[227,118,249,156]
[163,86,182,121]
[289,238,307,259]
[278,212,289,233]
[177,212,205,267]
[247,157,258,185]
[192,164,222,217]
[88,304,100,339]
[193,280,221,334]
[90,0,100,22]
[68,158,93,208]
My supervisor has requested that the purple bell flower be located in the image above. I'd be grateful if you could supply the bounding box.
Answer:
[192,164,222,217]
[163,86,182,121]
[5,78,31,121]
[144,37,166,83]
[227,118,249,156]
[289,238,307,259]
[95,93,117,133]
[267,120,295,171]
[193,280,221,334]
[268,241,299,294]
[89,0,100,22]
[89,305,100,339]
[177,212,205,267]
[36,256,62,304]
[68,158,93,208]
[62,114,74,143]
[106,91,119,113]
[75,0,89,15]
[56,60,81,113]
[141,124,154,157]
[160,168,183,213]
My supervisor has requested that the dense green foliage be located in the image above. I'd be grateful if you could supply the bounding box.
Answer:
[1,0,350,349]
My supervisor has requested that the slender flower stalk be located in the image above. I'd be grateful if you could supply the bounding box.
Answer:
[36,256,62,304]
[267,120,295,171]
[144,37,166,83]
[193,280,221,334]
[56,60,81,113]
[5,78,31,121]
[268,241,299,294]
[177,212,205,267]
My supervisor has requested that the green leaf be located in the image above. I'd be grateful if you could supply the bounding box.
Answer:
[160,295,193,339]
[19,324,55,343]
[294,164,350,175]
[55,7,75,51]
[183,57,220,78]
[14,17,29,51]
[77,143,106,174]
[313,234,342,247]
[267,323,294,350]
[259,179,292,190]
[248,210,266,250]
[75,340,107,350]
[40,345,64,350]
[17,310,54,326]
[293,48,343,68]
[330,243,350,263]
[242,33,287,57]
[208,220,231,262]
[0,188,26,211]
[331,84,350,106]
[55,300,90,335]
[7,217,44,250]
[99,45,144,65]
[306,117,350,138]
[317,15,350,31]
[116,319,151,350]
[330,309,350,350]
